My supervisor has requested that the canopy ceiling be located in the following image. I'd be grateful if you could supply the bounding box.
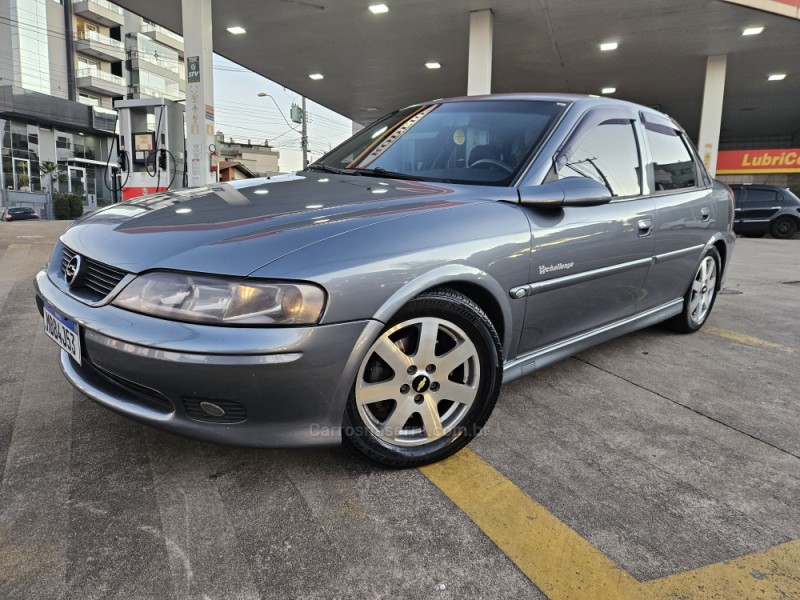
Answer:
[113,0,800,141]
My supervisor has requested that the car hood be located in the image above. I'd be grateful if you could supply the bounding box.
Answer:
[60,173,483,276]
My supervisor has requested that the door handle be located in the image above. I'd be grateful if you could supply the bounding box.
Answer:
[637,218,653,237]
[701,207,711,222]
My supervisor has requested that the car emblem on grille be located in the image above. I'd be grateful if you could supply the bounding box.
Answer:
[65,255,83,287]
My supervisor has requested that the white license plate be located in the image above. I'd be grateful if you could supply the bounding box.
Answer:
[43,305,81,365]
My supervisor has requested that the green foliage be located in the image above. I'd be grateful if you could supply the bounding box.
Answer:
[39,162,67,187]
[17,173,30,187]
[68,194,84,218]
[53,192,84,219]
[53,192,70,219]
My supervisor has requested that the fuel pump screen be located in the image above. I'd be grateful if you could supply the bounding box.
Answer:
[133,132,155,163]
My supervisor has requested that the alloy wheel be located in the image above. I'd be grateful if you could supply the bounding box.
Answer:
[355,317,480,447]
[689,256,717,324]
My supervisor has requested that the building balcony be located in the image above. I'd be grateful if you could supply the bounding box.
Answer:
[74,31,125,62]
[76,68,127,97]
[128,52,183,90]
[72,0,125,27]
[140,22,184,55]
[128,84,183,102]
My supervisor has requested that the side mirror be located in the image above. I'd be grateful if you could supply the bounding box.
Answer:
[520,177,612,207]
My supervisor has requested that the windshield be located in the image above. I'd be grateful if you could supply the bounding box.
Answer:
[316,100,567,186]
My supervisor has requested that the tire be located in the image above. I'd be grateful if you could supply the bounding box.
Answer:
[343,288,502,468]
[770,216,798,240]
[666,247,721,334]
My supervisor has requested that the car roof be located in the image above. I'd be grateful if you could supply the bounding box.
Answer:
[405,93,681,132]
[9,207,34,212]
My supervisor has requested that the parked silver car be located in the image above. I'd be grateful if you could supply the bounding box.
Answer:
[35,94,735,467]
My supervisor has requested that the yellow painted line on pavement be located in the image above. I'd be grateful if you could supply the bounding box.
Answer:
[643,539,800,599]
[420,448,800,599]
[703,325,795,353]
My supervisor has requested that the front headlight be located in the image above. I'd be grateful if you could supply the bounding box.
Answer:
[112,272,326,325]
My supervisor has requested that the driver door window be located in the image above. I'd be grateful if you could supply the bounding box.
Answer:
[556,121,642,197]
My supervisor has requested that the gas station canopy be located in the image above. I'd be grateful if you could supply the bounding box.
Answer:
[111,0,800,140]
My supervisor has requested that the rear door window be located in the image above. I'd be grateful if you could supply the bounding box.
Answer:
[644,127,697,191]
[747,189,780,204]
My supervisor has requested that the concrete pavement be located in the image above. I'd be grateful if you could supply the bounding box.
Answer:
[0,221,797,599]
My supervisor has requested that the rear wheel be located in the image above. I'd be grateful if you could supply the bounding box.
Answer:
[666,247,720,333]
[343,289,502,468]
[770,216,798,240]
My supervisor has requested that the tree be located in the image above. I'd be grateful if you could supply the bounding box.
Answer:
[39,162,66,220]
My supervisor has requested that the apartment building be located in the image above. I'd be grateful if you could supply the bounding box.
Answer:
[0,0,188,210]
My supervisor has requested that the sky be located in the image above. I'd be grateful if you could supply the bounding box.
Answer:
[212,55,354,172]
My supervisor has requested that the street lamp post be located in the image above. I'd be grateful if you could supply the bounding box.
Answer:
[257,92,309,169]
[301,96,308,169]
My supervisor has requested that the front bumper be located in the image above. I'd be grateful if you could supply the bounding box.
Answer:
[35,267,381,447]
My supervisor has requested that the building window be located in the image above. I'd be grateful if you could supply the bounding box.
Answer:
[79,93,101,107]
[78,57,101,71]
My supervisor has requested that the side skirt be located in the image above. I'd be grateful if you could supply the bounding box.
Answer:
[503,298,683,383]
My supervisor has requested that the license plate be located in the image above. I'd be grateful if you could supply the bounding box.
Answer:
[43,305,81,365]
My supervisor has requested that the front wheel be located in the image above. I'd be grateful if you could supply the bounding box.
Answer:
[343,288,502,468]
[770,216,798,240]
[666,247,721,333]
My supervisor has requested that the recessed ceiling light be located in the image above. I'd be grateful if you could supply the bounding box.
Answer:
[227,26,246,34]
[309,73,324,80]
[600,42,618,51]
[175,207,191,214]
[371,188,388,194]
[362,107,379,112]
[425,62,441,69]
[601,87,616,94]
[254,189,269,194]
[369,3,389,14]
[306,204,324,208]
[742,26,764,36]
[768,73,786,81]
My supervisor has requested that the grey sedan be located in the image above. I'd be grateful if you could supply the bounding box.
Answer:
[35,94,735,467]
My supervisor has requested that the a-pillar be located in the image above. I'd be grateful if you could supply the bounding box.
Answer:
[698,55,727,177]
[467,9,494,96]
[182,0,216,186]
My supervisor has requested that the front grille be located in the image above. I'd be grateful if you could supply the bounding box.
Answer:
[62,246,128,300]
[183,398,248,424]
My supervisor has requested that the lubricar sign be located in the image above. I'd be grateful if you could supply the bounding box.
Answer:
[717,148,800,174]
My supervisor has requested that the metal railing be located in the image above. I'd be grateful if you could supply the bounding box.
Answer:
[141,21,184,43]
[75,30,125,51]
[129,50,180,74]
[129,84,182,101]
[73,0,124,15]
[76,68,127,87]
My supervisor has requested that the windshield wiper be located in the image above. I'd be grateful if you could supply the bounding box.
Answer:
[306,162,353,175]
[351,167,425,181]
